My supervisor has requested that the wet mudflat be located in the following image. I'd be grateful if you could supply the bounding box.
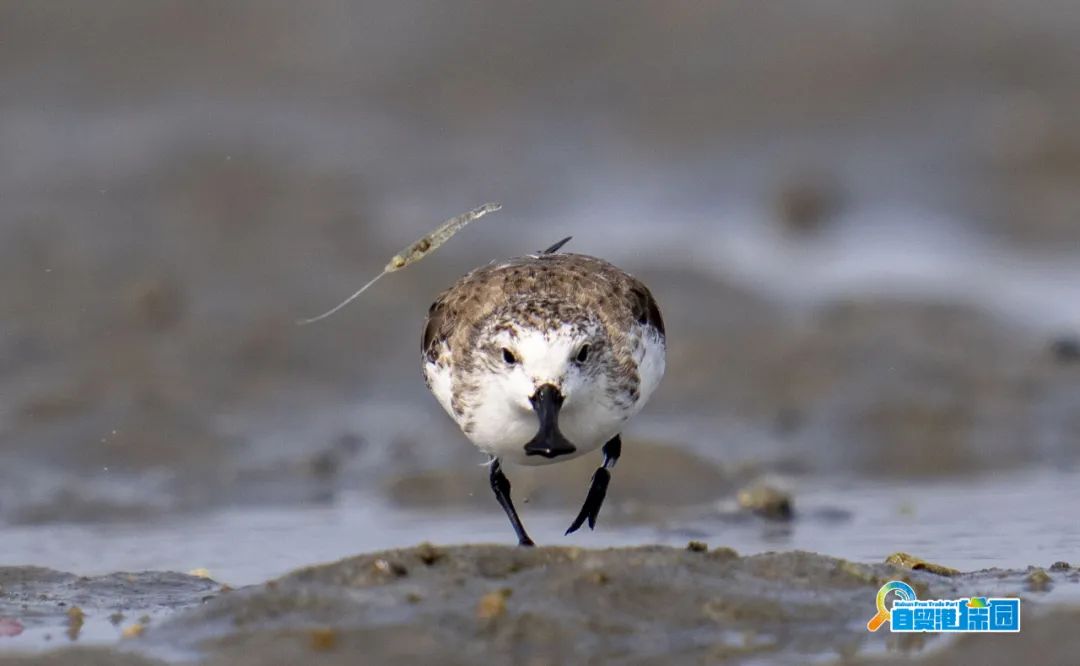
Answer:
[1,543,1078,665]
[4,2,1080,664]
[5,238,1080,664]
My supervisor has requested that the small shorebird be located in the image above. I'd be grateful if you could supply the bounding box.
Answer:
[422,238,666,545]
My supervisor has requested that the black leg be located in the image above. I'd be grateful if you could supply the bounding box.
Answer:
[566,434,622,535]
[489,457,535,546]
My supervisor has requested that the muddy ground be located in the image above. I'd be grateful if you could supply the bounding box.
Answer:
[3,1,1080,526]
[3,3,1080,664]
[1,544,1077,665]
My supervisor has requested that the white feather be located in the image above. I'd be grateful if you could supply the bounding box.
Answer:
[634,326,667,412]
[423,345,456,424]
[424,323,666,467]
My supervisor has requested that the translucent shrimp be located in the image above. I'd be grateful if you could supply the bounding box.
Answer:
[297,203,501,325]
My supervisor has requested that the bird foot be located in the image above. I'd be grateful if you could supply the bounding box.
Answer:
[565,467,611,534]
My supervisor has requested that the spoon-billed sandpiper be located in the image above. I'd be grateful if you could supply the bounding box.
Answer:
[422,238,666,545]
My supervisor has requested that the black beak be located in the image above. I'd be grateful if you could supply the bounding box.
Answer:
[523,384,576,459]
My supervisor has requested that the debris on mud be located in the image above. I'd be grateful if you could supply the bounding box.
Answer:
[3,544,1075,665]
[883,553,960,577]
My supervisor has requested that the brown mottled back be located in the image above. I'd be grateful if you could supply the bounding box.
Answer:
[422,253,664,366]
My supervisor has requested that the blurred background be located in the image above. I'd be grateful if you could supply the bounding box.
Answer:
[2,1,1079,580]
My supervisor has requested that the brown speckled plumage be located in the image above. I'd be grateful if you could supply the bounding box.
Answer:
[419,246,667,544]
[424,253,663,360]
[423,253,664,420]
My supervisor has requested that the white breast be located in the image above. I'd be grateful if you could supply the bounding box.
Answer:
[423,326,666,467]
[634,326,667,412]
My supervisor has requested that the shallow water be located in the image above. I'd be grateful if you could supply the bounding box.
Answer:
[2,466,1078,658]
[3,4,1080,660]
[3,467,1076,591]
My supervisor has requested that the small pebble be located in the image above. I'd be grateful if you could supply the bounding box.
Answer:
[687,541,708,553]
[885,552,959,577]
[66,606,84,640]
[416,542,445,566]
[476,588,512,620]
[373,558,408,578]
[1026,568,1053,592]
[121,623,145,639]
[737,482,794,520]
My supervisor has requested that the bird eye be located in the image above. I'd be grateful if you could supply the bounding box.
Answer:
[574,344,590,364]
[502,348,518,365]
